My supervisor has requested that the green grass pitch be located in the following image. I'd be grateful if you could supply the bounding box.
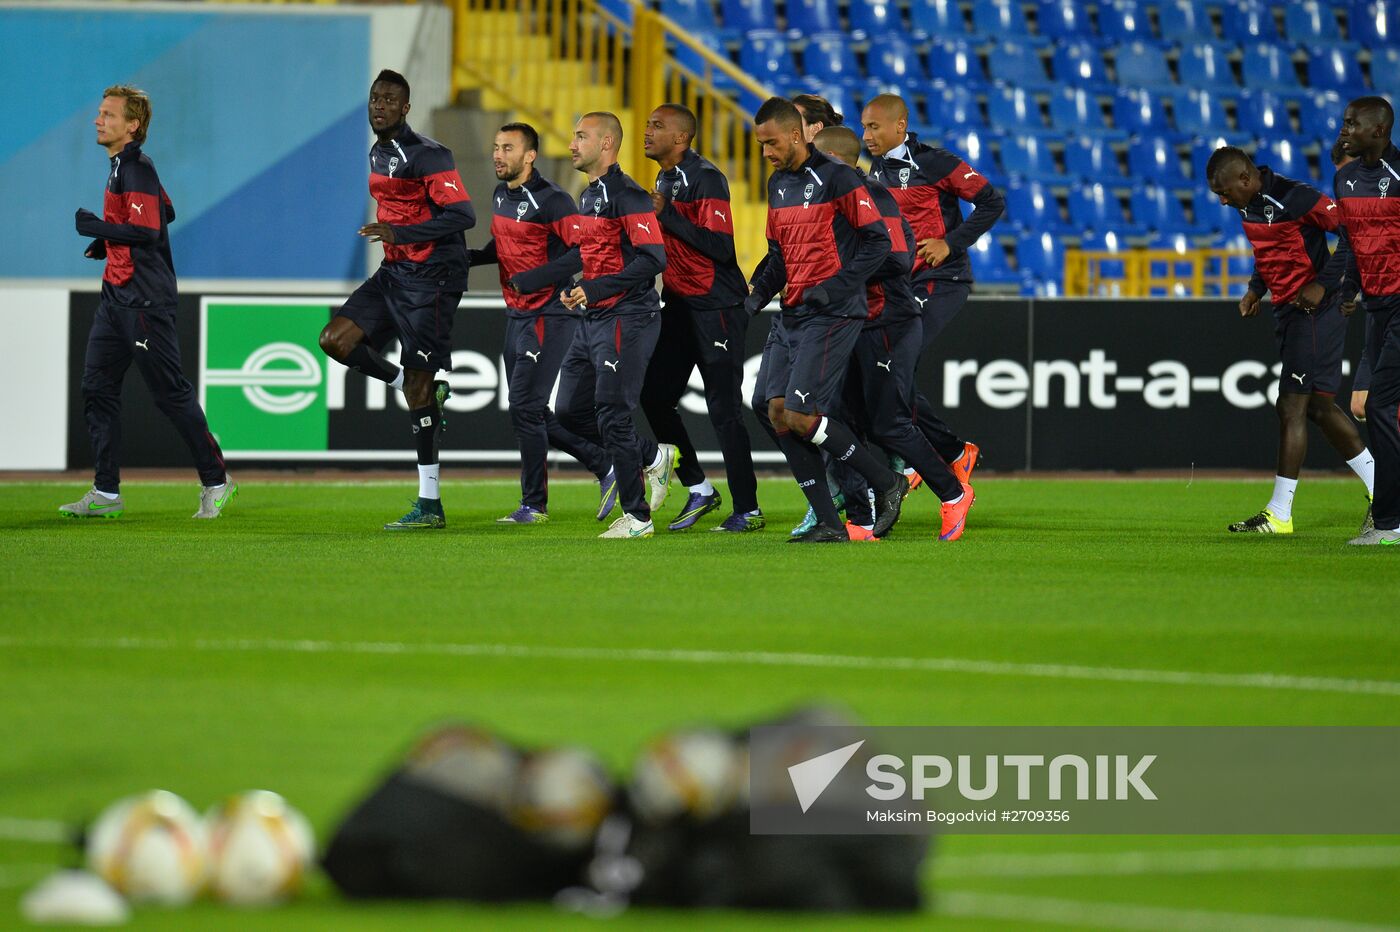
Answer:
[1,476,1397,929]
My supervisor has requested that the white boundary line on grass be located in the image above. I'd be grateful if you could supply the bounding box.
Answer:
[938,892,1396,932]
[934,845,1400,878]
[2,636,1399,698]
[0,819,68,844]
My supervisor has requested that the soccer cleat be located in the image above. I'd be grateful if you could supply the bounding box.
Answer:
[938,483,975,541]
[433,379,452,429]
[787,523,850,543]
[668,489,723,531]
[790,491,845,537]
[713,509,766,532]
[1359,495,1375,536]
[844,522,879,542]
[1347,527,1400,546]
[904,470,923,497]
[1227,509,1292,534]
[644,443,681,512]
[497,504,549,524]
[596,468,619,521]
[951,441,980,486]
[384,498,446,530]
[599,513,654,538]
[871,474,910,538]
[193,476,238,519]
[59,489,123,519]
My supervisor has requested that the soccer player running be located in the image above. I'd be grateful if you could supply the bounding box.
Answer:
[813,127,973,542]
[1206,146,1374,535]
[469,122,617,525]
[318,70,474,530]
[861,93,1004,492]
[1319,97,1400,545]
[640,103,763,533]
[558,112,673,539]
[746,97,907,543]
[62,85,233,520]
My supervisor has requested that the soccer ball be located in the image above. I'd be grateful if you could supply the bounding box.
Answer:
[86,790,207,904]
[630,729,742,823]
[205,790,315,905]
[509,747,614,850]
[402,723,521,811]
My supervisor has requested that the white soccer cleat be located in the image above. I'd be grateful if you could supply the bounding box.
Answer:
[1347,527,1400,546]
[644,444,680,513]
[598,513,654,539]
[194,476,237,519]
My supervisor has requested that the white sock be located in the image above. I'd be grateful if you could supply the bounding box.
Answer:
[389,368,405,392]
[1347,449,1376,497]
[1267,476,1297,521]
[418,464,440,500]
[689,479,715,495]
[649,449,665,470]
[204,482,226,493]
[945,492,964,505]
[93,487,119,500]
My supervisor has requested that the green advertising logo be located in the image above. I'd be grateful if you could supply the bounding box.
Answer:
[201,301,330,453]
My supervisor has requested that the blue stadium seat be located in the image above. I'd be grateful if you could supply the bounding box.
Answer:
[1099,0,1154,44]
[722,0,777,34]
[1113,88,1171,135]
[786,0,839,36]
[1240,43,1301,91]
[1050,87,1125,140]
[1115,42,1174,88]
[1159,0,1214,42]
[1144,232,1199,296]
[597,0,634,26]
[1172,86,1233,137]
[1005,180,1073,232]
[1069,182,1148,236]
[675,31,738,90]
[987,40,1054,90]
[1016,230,1068,292]
[924,84,986,130]
[802,33,860,87]
[1299,89,1345,146]
[1190,133,1255,178]
[1285,2,1347,44]
[1036,0,1098,43]
[1179,42,1240,92]
[1052,42,1113,94]
[739,31,795,87]
[967,235,1020,285]
[988,86,1051,134]
[972,0,1032,38]
[928,37,989,88]
[662,0,726,38]
[1064,136,1127,180]
[1129,135,1191,187]
[945,128,1004,187]
[1258,137,1318,182]
[909,0,967,37]
[799,80,860,125]
[1235,88,1300,138]
[868,34,932,88]
[1132,185,1199,235]
[1194,188,1244,237]
[1307,45,1369,97]
[848,0,902,38]
[1352,1,1398,47]
[1221,1,1282,43]
[1000,135,1066,183]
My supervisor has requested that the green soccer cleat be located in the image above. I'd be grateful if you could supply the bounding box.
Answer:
[433,379,452,430]
[193,476,238,519]
[384,498,446,530]
[790,491,845,537]
[1359,494,1375,537]
[59,489,123,519]
[1227,509,1293,534]
[1347,527,1400,546]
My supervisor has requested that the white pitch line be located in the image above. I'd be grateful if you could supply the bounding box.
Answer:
[935,845,1400,878]
[0,818,69,843]
[938,892,1397,932]
[1,636,1398,698]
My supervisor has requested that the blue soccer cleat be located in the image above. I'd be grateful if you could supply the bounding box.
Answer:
[667,489,723,531]
[384,498,446,530]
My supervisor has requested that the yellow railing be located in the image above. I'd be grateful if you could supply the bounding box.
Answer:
[1065,249,1253,297]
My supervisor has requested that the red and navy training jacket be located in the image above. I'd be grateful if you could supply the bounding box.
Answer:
[576,163,666,316]
[1322,143,1400,314]
[469,171,583,317]
[863,176,919,330]
[1239,166,1341,309]
[653,149,748,310]
[369,124,475,290]
[867,132,1005,287]
[75,141,178,308]
[749,148,890,319]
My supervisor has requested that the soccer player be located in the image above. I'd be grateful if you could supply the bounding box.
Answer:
[62,85,234,520]
[861,93,1004,490]
[746,97,907,543]
[640,103,762,532]
[317,70,474,530]
[557,112,674,539]
[469,122,617,525]
[1320,97,1400,545]
[1206,146,1374,535]
[813,127,973,542]
[1330,138,1374,424]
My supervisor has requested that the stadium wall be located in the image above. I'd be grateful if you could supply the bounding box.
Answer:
[43,292,1373,474]
[0,1,450,289]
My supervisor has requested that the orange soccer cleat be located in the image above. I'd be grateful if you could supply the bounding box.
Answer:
[939,483,975,541]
